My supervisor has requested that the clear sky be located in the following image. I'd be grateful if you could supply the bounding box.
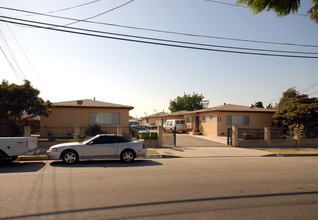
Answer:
[1,0,317,118]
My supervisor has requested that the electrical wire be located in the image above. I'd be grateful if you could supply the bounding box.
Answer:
[2,20,50,92]
[1,15,317,56]
[64,0,134,26]
[0,29,26,79]
[0,16,318,59]
[0,6,317,48]
[46,0,101,14]
[0,45,22,81]
[301,80,318,93]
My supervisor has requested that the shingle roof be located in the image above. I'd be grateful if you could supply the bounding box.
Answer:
[188,104,276,114]
[142,112,168,118]
[53,99,134,109]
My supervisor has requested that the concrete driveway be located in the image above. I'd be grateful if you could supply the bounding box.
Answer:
[156,134,271,158]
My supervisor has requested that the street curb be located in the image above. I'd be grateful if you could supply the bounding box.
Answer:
[17,155,48,161]
[264,154,318,157]
[16,153,318,161]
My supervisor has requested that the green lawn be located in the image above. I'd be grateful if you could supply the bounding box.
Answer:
[147,149,160,155]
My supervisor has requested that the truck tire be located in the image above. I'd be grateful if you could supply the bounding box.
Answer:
[0,152,6,166]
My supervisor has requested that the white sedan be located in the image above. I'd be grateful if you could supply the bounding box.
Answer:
[47,134,146,164]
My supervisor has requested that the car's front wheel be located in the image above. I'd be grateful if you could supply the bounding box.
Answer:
[120,150,135,163]
[62,150,78,164]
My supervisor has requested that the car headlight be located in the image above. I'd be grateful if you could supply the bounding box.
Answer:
[49,148,57,152]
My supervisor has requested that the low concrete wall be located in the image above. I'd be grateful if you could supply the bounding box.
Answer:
[238,139,318,148]
[270,139,297,148]
[144,139,159,148]
[298,139,318,147]
[238,140,267,148]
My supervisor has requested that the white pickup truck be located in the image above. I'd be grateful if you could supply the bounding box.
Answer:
[0,137,39,166]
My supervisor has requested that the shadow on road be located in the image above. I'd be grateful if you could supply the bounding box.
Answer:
[0,161,46,173]
[49,159,162,168]
[2,191,318,219]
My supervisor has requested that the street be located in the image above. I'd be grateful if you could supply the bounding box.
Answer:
[1,157,318,219]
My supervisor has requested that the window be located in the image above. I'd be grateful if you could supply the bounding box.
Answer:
[88,112,120,124]
[226,115,249,126]
[202,115,212,121]
[156,118,162,125]
[186,117,192,123]
[217,116,222,125]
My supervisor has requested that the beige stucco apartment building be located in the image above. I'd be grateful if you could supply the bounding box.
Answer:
[140,104,276,138]
[40,99,133,136]
[184,104,276,137]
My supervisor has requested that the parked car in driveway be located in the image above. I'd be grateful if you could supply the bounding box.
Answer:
[145,123,157,130]
[163,119,186,133]
[47,134,146,164]
[129,120,140,130]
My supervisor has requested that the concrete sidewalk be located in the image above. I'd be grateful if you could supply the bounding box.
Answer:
[153,146,272,158]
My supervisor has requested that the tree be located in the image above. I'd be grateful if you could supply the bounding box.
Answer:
[251,101,264,108]
[273,88,318,138]
[237,0,318,23]
[0,80,52,135]
[169,92,205,112]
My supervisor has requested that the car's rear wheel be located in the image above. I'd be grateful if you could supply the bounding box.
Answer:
[120,150,135,163]
[62,150,78,164]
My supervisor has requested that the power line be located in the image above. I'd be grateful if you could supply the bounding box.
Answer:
[2,20,50,92]
[301,80,318,93]
[0,6,317,48]
[46,0,101,14]
[1,15,318,56]
[0,45,22,81]
[1,16,318,59]
[0,29,26,79]
[64,0,134,26]
[205,0,308,17]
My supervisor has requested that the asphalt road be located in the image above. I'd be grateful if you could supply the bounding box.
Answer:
[1,157,318,219]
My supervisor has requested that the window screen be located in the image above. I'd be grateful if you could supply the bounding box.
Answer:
[226,115,249,126]
[88,112,120,124]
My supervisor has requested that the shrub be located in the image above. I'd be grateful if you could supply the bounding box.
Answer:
[137,131,158,139]
[85,125,103,136]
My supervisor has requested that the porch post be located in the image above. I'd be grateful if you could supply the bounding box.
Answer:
[264,127,271,147]
[117,126,123,135]
[232,126,238,147]
[24,125,31,137]
[157,126,163,147]
[73,125,80,142]
[294,127,300,147]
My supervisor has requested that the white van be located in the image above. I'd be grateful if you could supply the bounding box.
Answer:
[163,119,186,133]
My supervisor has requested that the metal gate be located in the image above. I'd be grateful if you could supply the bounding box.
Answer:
[162,126,177,147]
[227,128,232,146]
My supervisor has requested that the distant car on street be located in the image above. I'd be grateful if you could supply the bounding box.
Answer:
[145,123,157,130]
[129,120,140,130]
[47,134,146,164]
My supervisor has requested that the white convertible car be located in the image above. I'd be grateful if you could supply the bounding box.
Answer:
[47,134,146,164]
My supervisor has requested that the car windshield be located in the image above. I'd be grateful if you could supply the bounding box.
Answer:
[82,136,98,145]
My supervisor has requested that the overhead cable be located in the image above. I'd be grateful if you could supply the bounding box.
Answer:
[0,6,317,48]
[1,15,317,55]
[64,0,134,26]
[1,17,318,59]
